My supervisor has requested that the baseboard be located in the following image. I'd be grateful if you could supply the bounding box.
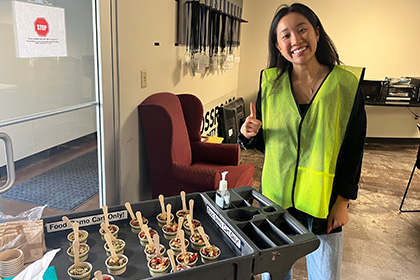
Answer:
[366,137,420,144]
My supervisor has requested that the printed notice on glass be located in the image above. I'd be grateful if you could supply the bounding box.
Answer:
[12,1,67,58]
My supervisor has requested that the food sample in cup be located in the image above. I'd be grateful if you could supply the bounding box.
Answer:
[148,256,170,277]
[169,237,190,255]
[99,224,119,240]
[144,243,166,260]
[92,274,114,280]
[67,230,89,245]
[190,232,210,251]
[156,212,174,227]
[182,219,201,235]
[67,243,90,262]
[176,252,198,267]
[175,209,189,219]
[162,221,178,240]
[129,217,149,233]
[67,262,92,280]
[200,245,221,263]
[104,239,126,256]
[138,228,158,246]
[105,254,128,275]
[174,263,191,272]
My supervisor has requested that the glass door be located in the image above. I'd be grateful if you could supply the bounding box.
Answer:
[0,0,103,217]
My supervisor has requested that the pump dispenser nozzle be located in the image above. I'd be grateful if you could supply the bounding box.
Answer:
[219,171,228,191]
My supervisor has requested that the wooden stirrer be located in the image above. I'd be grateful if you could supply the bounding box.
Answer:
[189,199,194,220]
[197,226,211,248]
[102,205,110,227]
[104,233,118,259]
[142,224,153,245]
[180,191,187,212]
[62,216,73,230]
[166,204,172,227]
[167,249,176,272]
[101,222,117,242]
[135,211,144,228]
[176,217,184,239]
[124,202,136,221]
[153,233,161,258]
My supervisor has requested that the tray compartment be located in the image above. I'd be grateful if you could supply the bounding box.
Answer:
[237,222,276,250]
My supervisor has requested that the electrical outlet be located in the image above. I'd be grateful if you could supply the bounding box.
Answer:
[141,70,147,88]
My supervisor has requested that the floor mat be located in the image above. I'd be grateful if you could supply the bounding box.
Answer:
[3,150,98,212]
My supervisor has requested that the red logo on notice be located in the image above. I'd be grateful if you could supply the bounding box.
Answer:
[34,17,49,36]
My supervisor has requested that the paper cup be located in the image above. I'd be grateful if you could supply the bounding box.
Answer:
[129,217,149,233]
[182,219,201,235]
[175,209,190,219]
[147,256,170,277]
[0,249,24,278]
[176,252,198,267]
[67,244,90,262]
[169,238,190,256]
[190,233,210,251]
[138,228,158,246]
[99,224,119,241]
[104,239,126,256]
[67,262,92,280]
[144,244,166,261]
[162,223,178,240]
[156,213,174,227]
[200,245,221,263]
[67,230,89,246]
[105,254,128,276]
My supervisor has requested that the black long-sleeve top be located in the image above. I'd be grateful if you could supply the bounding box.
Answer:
[238,68,367,235]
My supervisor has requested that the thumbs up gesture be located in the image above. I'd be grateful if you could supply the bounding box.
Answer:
[240,102,262,139]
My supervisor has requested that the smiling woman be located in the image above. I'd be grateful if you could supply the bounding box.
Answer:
[238,3,366,280]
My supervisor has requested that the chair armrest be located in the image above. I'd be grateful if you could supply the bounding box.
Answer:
[172,164,221,192]
[191,142,240,165]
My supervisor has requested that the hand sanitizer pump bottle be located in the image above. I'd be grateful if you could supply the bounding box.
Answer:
[216,171,230,209]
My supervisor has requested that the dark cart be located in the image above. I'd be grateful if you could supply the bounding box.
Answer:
[43,186,319,280]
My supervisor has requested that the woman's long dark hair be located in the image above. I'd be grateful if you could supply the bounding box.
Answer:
[268,3,340,75]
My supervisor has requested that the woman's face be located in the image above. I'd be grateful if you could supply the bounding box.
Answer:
[276,12,319,66]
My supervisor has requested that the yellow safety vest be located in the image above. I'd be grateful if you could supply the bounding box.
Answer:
[261,65,364,219]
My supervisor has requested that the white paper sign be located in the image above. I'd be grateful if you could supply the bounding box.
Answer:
[13,1,67,58]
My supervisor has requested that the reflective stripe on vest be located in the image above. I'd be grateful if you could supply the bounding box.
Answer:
[261,65,363,219]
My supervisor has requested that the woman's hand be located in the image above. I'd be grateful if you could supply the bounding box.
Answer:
[240,102,262,139]
[327,195,350,233]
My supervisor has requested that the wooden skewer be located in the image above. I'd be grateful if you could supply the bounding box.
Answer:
[189,199,194,220]
[101,222,117,242]
[187,214,195,235]
[159,194,166,215]
[167,249,176,272]
[62,216,73,230]
[176,217,184,239]
[153,233,161,258]
[94,270,103,280]
[124,202,136,221]
[179,230,186,255]
[102,205,110,227]
[166,204,172,227]
[73,240,80,268]
[74,222,80,244]
[142,224,153,245]
[135,211,144,228]
[104,233,118,259]
[197,226,211,247]
[180,191,187,211]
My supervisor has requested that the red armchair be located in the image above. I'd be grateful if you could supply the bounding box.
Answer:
[139,92,254,198]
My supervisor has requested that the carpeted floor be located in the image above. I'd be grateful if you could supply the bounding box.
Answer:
[3,150,98,212]
[240,142,420,280]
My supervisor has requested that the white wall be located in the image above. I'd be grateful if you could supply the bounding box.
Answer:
[238,0,420,138]
[115,0,243,202]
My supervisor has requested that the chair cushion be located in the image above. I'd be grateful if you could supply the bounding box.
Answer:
[192,162,255,189]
